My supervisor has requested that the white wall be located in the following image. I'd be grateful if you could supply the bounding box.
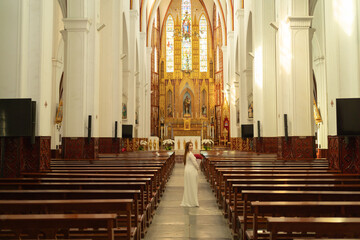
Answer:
[324,0,360,135]
[0,0,22,97]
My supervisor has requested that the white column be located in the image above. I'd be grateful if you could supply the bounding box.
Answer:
[86,0,100,138]
[137,32,147,137]
[227,31,237,138]
[32,0,54,137]
[287,16,314,136]
[145,47,153,137]
[125,9,139,127]
[236,9,245,132]
[255,0,277,138]
[62,18,91,137]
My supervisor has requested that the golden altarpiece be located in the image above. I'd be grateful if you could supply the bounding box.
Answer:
[158,0,216,141]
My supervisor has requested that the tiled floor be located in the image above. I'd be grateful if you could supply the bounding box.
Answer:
[144,162,232,240]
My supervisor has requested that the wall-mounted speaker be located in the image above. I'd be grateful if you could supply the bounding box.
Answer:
[257,120,260,139]
[284,114,288,142]
[88,115,92,144]
[114,121,118,140]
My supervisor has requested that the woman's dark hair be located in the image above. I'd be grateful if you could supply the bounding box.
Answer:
[183,141,192,165]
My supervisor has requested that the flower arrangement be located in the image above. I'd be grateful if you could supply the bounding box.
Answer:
[162,139,175,150]
[139,140,148,151]
[202,139,214,150]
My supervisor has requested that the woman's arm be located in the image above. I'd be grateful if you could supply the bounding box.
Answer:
[189,152,200,170]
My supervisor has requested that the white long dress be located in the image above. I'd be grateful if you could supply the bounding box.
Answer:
[180,152,200,207]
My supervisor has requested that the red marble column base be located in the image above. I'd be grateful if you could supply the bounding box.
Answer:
[99,138,120,154]
[277,136,316,159]
[0,136,51,178]
[317,149,328,159]
[62,137,99,159]
[254,137,278,154]
[328,136,360,173]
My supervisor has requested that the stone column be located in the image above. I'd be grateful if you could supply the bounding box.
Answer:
[62,0,99,159]
[137,32,147,137]
[253,0,277,154]
[146,47,153,137]
[227,31,237,140]
[277,14,315,159]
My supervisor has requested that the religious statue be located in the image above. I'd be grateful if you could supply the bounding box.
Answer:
[182,12,191,40]
[122,103,127,119]
[167,104,172,117]
[202,104,207,116]
[248,102,253,118]
[183,96,191,115]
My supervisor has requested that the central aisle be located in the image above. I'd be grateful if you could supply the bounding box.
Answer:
[144,161,232,240]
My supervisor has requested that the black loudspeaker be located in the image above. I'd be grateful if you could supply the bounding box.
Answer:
[88,115,92,144]
[284,114,288,142]
[257,120,260,138]
[114,121,118,139]
[31,101,36,145]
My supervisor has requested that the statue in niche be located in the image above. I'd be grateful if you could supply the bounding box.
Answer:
[183,95,191,115]
[202,104,207,116]
[248,102,253,119]
[122,103,127,119]
[167,104,172,117]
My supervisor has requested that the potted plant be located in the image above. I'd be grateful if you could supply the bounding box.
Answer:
[139,140,148,151]
[202,139,214,150]
[162,139,175,150]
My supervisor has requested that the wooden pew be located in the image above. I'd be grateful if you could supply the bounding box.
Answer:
[219,173,360,207]
[0,189,141,239]
[266,217,360,240]
[231,184,360,237]
[250,201,360,240]
[21,173,159,205]
[0,199,135,240]
[240,190,360,240]
[0,213,117,240]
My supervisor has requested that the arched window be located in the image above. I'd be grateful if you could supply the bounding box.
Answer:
[166,15,174,72]
[199,15,207,72]
[181,0,192,71]
[154,47,158,73]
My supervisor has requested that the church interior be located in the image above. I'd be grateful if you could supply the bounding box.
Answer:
[1,0,360,239]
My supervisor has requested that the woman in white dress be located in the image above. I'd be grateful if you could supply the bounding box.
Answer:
[180,142,200,207]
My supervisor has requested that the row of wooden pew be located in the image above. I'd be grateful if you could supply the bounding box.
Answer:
[201,151,360,240]
[0,151,175,240]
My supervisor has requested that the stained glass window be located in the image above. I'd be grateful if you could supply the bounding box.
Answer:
[166,15,174,72]
[181,0,192,71]
[199,15,207,72]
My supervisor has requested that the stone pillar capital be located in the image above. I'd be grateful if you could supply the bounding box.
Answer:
[236,9,244,20]
[129,9,139,18]
[146,47,153,55]
[63,18,91,32]
[227,31,234,40]
[287,16,313,29]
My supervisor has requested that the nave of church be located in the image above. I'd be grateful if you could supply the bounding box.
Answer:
[1,0,360,239]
